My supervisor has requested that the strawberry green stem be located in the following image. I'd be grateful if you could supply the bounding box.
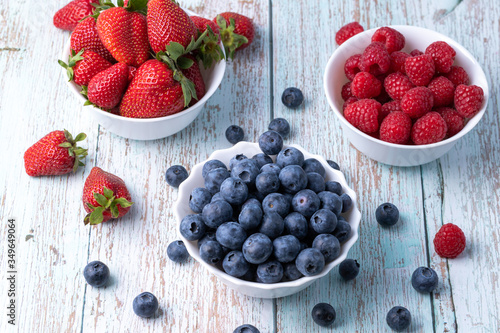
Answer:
[84,186,133,225]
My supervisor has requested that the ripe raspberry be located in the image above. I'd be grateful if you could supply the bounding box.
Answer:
[380,100,402,119]
[435,107,465,137]
[433,223,466,258]
[390,51,410,74]
[427,76,455,107]
[384,72,415,100]
[405,54,435,86]
[454,84,484,118]
[343,96,358,110]
[425,41,456,73]
[344,54,362,81]
[359,42,391,75]
[341,82,353,101]
[336,22,364,45]
[375,85,391,104]
[411,111,447,145]
[444,66,470,87]
[343,99,381,134]
[379,111,412,144]
[371,27,405,54]
[351,72,382,99]
[410,49,423,57]
[401,87,434,119]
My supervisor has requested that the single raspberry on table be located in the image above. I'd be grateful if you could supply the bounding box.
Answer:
[433,223,466,258]
[411,111,447,145]
[425,41,456,73]
[401,86,434,119]
[390,51,410,74]
[351,72,382,99]
[341,82,353,101]
[454,84,484,118]
[444,65,470,86]
[410,49,424,57]
[360,42,391,75]
[427,76,455,107]
[343,96,358,110]
[371,26,405,54]
[384,72,415,100]
[435,107,465,137]
[344,54,362,81]
[405,54,435,86]
[379,111,412,144]
[343,99,381,134]
[336,22,364,45]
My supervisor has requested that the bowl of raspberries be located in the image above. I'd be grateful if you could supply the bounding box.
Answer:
[174,138,361,298]
[324,25,488,166]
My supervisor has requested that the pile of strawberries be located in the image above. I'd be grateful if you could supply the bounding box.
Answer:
[54,0,254,118]
[336,23,484,145]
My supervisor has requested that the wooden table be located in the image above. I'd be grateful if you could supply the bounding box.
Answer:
[1,0,499,332]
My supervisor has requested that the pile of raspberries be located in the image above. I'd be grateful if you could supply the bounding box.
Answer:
[336,23,484,145]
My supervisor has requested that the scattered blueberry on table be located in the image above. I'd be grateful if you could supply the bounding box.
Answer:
[225,125,245,144]
[338,259,360,281]
[167,240,189,263]
[376,202,400,226]
[311,302,336,327]
[258,130,284,155]
[411,266,438,293]
[327,160,341,171]
[133,292,159,318]
[83,261,110,287]
[268,118,290,138]
[233,324,260,333]
[386,306,411,331]
[165,165,189,187]
[281,87,304,108]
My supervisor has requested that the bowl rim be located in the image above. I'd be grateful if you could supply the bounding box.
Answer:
[323,24,489,150]
[174,141,361,293]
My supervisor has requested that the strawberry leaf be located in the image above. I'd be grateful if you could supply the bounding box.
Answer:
[94,192,109,207]
[88,206,105,225]
[74,133,87,142]
[177,56,194,70]
[165,42,185,62]
[117,0,124,7]
[126,0,148,14]
[103,187,114,199]
[59,142,73,148]
[109,202,119,218]
[114,197,134,208]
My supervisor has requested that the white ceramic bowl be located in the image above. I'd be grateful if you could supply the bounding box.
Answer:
[61,11,226,141]
[174,142,361,298]
[324,25,489,166]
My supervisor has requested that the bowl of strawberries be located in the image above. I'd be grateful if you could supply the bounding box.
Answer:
[57,0,258,140]
[324,25,488,166]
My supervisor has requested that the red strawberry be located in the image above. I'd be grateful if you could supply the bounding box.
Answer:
[127,65,137,82]
[181,55,206,106]
[214,12,254,59]
[59,50,113,86]
[96,1,150,67]
[147,0,198,53]
[24,130,87,176]
[190,16,224,69]
[191,16,220,38]
[53,0,99,31]
[86,62,130,109]
[70,17,114,63]
[82,167,133,225]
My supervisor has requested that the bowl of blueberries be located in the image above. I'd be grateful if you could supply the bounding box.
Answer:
[174,128,361,298]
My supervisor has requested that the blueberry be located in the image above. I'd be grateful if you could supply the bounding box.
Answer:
[252,153,273,169]
[341,193,353,213]
[276,147,304,168]
[220,177,248,205]
[282,262,303,281]
[411,267,438,293]
[239,266,256,282]
[133,292,158,318]
[292,189,320,218]
[339,259,360,281]
[262,193,290,217]
[202,200,233,229]
[279,165,307,194]
[327,160,340,171]
[311,303,336,327]
[229,154,248,170]
[202,159,227,178]
[306,172,325,193]
[312,234,340,262]
[199,240,225,266]
[333,220,351,243]
[260,163,281,175]
[242,233,273,264]
[165,165,188,187]
[204,168,230,194]
[282,192,294,206]
[242,198,261,209]
[273,235,301,263]
[238,204,263,230]
[296,248,325,276]
[225,125,244,144]
[167,240,189,263]
[189,187,212,213]
[256,172,280,195]
[259,212,285,239]
[223,251,250,277]
[197,231,217,249]
[231,159,260,187]
[376,202,399,226]
[281,87,304,108]
[210,192,225,203]
[325,181,342,195]
[256,260,283,283]
[310,209,338,234]
[83,261,110,287]
[179,214,206,241]
[302,158,325,178]
[216,222,247,250]
[258,130,283,155]
[233,324,260,333]
[386,306,411,331]
[318,191,343,216]
[283,212,308,240]
[268,118,291,138]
